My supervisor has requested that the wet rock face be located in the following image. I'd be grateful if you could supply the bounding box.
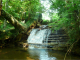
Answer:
[39,25,48,29]
[27,24,69,50]
[43,29,70,50]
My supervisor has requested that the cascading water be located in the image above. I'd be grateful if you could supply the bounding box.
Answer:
[27,25,51,49]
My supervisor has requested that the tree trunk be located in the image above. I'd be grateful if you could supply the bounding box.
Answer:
[1,10,39,33]
[0,0,2,16]
[3,0,8,28]
[3,19,7,28]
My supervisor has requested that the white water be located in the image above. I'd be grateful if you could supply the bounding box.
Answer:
[27,28,51,44]
[27,25,51,49]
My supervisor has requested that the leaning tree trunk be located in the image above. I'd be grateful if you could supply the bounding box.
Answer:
[1,10,27,32]
[1,10,39,33]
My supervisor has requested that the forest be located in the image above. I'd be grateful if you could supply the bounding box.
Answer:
[0,0,80,60]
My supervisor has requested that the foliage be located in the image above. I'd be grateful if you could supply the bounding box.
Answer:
[2,0,43,21]
[42,20,49,25]
[0,0,43,41]
[0,18,15,40]
[49,0,80,44]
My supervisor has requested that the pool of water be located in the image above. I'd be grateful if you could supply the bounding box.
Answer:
[0,48,80,60]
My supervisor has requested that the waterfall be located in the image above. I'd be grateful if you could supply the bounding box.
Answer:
[27,26,51,49]
[45,29,51,46]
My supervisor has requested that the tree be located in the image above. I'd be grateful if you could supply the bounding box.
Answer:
[49,0,80,43]
[48,0,80,59]
[0,0,2,15]
[1,0,43,34]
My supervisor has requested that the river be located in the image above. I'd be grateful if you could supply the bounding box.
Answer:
[0,48,80,60]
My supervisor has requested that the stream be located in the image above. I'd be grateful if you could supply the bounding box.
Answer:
[0,48,80,60]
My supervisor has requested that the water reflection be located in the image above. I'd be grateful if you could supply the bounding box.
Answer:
[28,49,57,60]
[39,50,56,60]
[0,48,80,60]
[27,48,80,60]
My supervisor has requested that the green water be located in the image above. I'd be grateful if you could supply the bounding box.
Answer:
[0,48,80,60]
